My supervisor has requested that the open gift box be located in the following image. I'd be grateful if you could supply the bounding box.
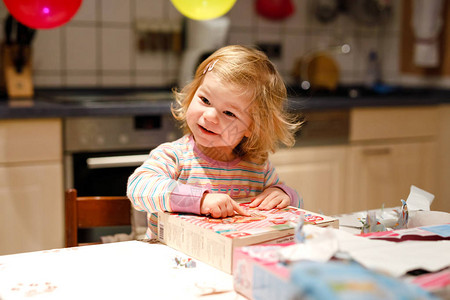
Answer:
[232,242,440,300]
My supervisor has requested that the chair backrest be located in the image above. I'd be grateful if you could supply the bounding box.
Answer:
[65,188,131,247]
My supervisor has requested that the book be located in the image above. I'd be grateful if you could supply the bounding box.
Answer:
[157,204,338,273]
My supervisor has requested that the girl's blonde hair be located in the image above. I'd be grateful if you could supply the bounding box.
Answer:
[172,45,301,164]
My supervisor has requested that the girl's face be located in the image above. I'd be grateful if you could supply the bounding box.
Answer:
[186,72,253,161]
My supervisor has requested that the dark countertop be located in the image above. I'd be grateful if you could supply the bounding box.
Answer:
[1,86,449,119]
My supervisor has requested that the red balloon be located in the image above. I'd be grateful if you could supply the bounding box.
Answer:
[3,0,82,29]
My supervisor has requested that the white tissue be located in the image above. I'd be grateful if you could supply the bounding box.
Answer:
[406,185,434,211]
[277,225,338,263]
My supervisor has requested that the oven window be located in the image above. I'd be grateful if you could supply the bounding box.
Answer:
[72,150,149,197]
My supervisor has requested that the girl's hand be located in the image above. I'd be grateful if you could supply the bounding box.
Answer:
[249,187,290,210]
[200,193,249,218]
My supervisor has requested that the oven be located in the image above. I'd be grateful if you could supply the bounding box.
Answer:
[64,114,181,196]
[63,114,181,242]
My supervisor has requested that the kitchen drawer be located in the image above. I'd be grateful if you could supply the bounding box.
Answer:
[0,118,62,163]
[350,106,438,142]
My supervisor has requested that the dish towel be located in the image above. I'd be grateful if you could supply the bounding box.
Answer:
[412,0,445,67]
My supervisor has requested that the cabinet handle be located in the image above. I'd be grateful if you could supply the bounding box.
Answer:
[86,154,148,169]
[362,148,391,155]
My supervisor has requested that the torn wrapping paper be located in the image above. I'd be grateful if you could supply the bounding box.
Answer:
[360,224,450,242]
[243,225,450,277]
[233,237,441,300]
[393,199,409,230]
[344,185,437,233]
[277,225,338,263]
[408,268,450,298]
[361,210,386,233]
[335,228,450,277]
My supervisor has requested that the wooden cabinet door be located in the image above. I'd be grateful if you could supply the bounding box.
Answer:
[346,141,437,213]
[0,163,64,255]
[436,104,450,212]
[270,145,347,215]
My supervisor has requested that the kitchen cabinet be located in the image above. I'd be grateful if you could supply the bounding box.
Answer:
[270,145,347,215]
[0,118,64,255]
[346,141,437,212]
[437,104,450,213]
[346,106,438,213]
[272,105,442,216]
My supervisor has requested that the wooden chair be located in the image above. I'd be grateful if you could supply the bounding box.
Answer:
[65,188,131,247]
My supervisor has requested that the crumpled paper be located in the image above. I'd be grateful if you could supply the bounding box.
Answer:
[277,225,338,263]
[361,185,435,233]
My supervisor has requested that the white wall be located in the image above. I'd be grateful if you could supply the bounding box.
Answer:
[0,0,449,89]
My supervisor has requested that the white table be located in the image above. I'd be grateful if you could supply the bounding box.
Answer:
[0,241,245,300]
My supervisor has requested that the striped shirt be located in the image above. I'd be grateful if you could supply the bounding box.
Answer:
[127,135,302,237]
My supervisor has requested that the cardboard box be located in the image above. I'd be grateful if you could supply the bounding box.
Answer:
[233,243,437,300]
[157,204,338,273]
[233,243,297,299]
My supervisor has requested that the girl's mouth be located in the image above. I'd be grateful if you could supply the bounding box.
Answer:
[199,124,217,135]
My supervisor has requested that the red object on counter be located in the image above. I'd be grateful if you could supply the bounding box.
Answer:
[255,0,295,20]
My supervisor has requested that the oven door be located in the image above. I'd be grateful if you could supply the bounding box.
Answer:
[70,150,149,197]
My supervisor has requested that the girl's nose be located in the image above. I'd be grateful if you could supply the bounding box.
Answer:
[203,108,219,124]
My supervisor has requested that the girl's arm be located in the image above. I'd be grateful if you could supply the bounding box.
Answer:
[126,144,208,215]
[255,160,303,208]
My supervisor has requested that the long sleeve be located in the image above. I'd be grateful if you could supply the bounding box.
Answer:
[126,142,208,215]
[264,160,303,208]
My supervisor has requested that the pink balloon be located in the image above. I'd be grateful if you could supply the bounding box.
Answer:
[3,0,82,29]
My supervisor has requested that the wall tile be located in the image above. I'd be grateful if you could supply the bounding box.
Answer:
[66,74,98,87]
[282,33,305,77]
[65,26,97,71]
[33,74,64,87]
[284,0,308,30]
[166,2,184,20]
[135,74,169,87]
[166,53,181,73]
[333,36,356,75]
[101,0,131,23]
[135,0,164,19]
[33,28,62,71]
[101,27,132,71]
[228,31,254,46]
[72,0,97,22]
[380,35,400,84]
[23,1,448,89]
[228,0,255,28]
[354,35,380,77]
[101,74,132,87]
[135,52,165,72]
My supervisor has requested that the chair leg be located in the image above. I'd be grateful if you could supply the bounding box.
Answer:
[65,189,78,247]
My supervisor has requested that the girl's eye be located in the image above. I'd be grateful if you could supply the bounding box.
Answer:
[224,111,236,118]
[200,97,210,105]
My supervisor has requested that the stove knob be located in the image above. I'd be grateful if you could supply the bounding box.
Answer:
[96,136,105,145]
[80,136,89,145]
[119,134,129,144]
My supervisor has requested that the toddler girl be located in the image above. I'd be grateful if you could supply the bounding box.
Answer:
[127,45,302,238]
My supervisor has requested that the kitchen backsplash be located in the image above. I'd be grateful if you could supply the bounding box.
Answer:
[0,0,449,89]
